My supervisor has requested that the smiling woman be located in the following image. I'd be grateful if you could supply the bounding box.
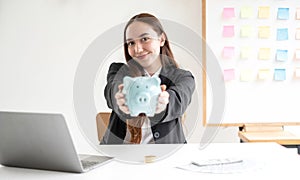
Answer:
[125,21,165,75]
[100,13,196,144]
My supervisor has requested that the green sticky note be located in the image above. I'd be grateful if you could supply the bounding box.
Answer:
[241,6,253,18]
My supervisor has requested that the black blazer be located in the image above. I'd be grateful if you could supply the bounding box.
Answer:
[100,62,195,144]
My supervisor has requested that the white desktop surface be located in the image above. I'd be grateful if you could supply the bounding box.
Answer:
[0,143,299,180]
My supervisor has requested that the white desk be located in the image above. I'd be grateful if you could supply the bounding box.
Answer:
[1,143,299,180]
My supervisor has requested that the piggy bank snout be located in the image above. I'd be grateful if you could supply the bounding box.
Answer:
[135,92,151,104]
[123,76,161,116]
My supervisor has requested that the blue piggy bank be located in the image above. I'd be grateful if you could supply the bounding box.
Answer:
[122,76,162,117]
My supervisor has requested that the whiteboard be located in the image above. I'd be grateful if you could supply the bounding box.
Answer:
[204,0,300,125]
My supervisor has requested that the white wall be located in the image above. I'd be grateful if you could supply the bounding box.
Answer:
[0,0,240,153]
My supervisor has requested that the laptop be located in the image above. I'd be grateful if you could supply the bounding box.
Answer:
[0,111,113,173]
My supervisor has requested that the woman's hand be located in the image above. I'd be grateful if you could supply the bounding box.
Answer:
[115,84,130,114]
[156,85,169,114]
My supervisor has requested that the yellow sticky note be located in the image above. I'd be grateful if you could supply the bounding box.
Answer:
[297,8,300,20]
[296,28,300,40]
[258,69,271,80]
[241,6,253,18]
[258,6,270,19]
[258,26,271,38]
[259,48,271,60]
[240,69,253,82]
[295,49,300,60]
[240,47,251,59]
[240,25,252,37]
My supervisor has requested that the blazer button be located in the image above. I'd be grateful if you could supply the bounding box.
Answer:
[154,132,160,138]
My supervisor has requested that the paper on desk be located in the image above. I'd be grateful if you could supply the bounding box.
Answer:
[176,158,262,174]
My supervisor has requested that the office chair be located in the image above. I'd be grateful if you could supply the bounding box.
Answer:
[96,112,188,142]
[96,112,110,142]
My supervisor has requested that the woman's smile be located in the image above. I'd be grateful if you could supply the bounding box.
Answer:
[135,52,150,60]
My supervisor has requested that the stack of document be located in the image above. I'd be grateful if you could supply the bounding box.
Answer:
[176,158,262,174]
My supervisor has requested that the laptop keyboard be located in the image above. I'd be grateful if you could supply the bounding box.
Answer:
[81,160,100,169]
[79,155,114,170]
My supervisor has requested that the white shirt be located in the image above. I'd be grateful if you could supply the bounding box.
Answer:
[124,67,162,144]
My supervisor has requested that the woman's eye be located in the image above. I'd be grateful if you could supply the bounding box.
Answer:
[141,37,150,42]
[127,41,135,46]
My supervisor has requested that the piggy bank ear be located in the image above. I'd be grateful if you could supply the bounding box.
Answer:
[151,76,161,86]
[123,76,134,93]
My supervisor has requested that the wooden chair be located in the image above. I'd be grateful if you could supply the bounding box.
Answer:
[96,112,111,142]
[95,112,188,142]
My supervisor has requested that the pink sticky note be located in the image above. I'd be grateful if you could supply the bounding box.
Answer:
[222,46,235,59]
[223,25,235,37]
[223,8,235,19]
[295,49,300,60]
[296,8,300,20]
[295,68,300,78]
[296,28,300,40]
[223,69,235,81]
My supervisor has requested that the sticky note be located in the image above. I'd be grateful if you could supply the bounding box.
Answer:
[295,68,300,78]
[240,47,251,59]
[240,69,253,82]
[222,46,235,59]
[295,49,300,60]
[223,69,235,81]
[258,69,271,80]
[223,8,235,19]
[296,8,300,20]
[223,25,234,37]
[259,48,271,60]
[276,49,288,62]
[277,28,288,41]
[274,69,286,81]
[296,28,300,40]
[258,26,270,38]
[240,6,253,18]
[240,25,252,37]
[258,6,270,19]
[277,8,289,20]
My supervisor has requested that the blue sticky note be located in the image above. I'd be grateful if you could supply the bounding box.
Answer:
[277,28,288,41]
[274,69,286,81]
[277,8,289,20]
[276,49,288,61]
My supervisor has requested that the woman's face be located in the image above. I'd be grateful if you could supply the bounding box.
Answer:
[125,21,165,72]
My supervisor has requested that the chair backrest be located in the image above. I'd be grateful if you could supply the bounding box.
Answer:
[181,112,188,136]
[95,112,187,142]
[96,112,111,142]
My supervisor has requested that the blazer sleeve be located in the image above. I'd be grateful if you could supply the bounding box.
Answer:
[104,62,131,120]
[149,68,195,124]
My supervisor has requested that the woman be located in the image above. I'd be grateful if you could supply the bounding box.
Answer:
[101,13,195,144]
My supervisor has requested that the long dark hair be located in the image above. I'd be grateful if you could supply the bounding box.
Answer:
[122,13,179,144]
[123,13,178,76]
